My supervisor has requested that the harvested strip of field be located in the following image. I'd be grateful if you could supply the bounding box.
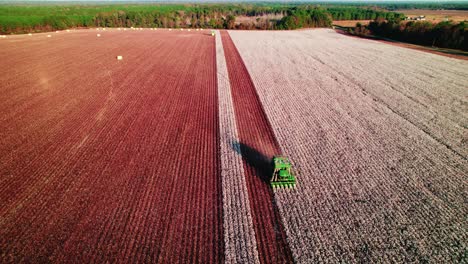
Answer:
[220,31,294,263]
[215,31,260,263]
[229,29,468,262]
[0,29,223,262]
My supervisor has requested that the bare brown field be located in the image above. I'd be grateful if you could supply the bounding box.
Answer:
[333,20,372,27]
[230,29,468,262]
[398,9,468,22]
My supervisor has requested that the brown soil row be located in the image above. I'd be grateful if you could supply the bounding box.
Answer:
[0,29,224,262]
[220,30,293,263]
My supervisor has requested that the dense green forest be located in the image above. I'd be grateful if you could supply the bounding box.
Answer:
[366,19,468,51]
[0,4,403,33]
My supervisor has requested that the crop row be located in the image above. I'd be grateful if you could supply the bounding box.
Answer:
[229,29,468,262]
[221,30,294,263]
[0,30,224,262]
[215,31,260,264]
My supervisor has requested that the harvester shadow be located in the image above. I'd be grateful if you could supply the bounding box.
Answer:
[231,140,272,184]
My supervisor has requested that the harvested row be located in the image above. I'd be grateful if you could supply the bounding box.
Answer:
[0,29,224,262]
[215,31,260,264]
[229,29,468,262]
[220,31,294,263]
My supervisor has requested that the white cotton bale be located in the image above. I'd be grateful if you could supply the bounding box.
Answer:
[116,55,123,60]
[47,35,51,37]
[188,29,191,32]
[66,29,70,32]
[124,28,127,31]
[97,34,101,37]
[28,33,32,36]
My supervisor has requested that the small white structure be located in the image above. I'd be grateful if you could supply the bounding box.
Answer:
[97,34,101,37]
[28,33,32,36]
[47,35,51,37]
[66,29,70,32]
[116,55,123,60]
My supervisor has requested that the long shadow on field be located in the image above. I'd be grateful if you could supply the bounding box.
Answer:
[231,140,272,184]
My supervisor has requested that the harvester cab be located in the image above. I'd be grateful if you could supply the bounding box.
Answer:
[271,156,296,188]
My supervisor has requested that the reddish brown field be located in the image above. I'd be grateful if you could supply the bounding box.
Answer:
[0,29,223,262]
[220,30,293,263]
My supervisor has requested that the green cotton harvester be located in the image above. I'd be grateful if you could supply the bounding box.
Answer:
[271,156,296,188]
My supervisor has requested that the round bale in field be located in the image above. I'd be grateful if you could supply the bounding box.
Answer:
[97,34,101,37]
[116,55,123,60]
[47,35,51,38]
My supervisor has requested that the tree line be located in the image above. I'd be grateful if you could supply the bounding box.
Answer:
[350,19,468,51]
[0,4,402,34]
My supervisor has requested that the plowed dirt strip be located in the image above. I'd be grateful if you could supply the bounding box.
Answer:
[0,29,223,262]
[215,31,260,264]
[220,31,294,263]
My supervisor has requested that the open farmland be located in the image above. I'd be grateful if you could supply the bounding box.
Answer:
[1,26,467,263]
[397,9,468,22]
[229,29,468,262]
[0,29,224,262]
